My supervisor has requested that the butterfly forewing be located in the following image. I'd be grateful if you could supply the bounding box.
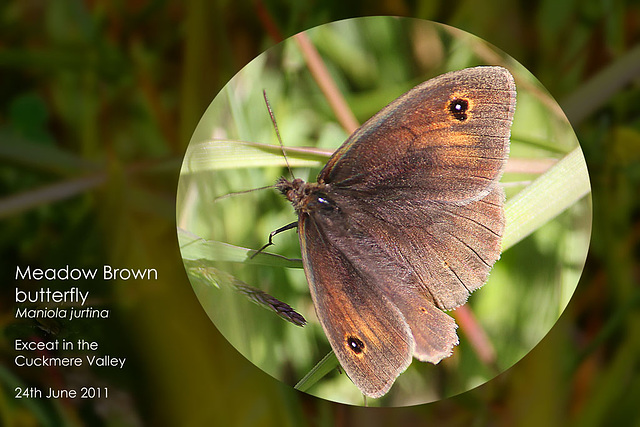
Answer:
[319,67,515,204]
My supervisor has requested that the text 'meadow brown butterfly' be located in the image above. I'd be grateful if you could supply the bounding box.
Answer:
[265,66,516,398]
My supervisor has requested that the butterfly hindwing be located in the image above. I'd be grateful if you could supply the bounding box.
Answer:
[299,214,415,398]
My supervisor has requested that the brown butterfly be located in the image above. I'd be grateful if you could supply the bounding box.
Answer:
[267,66,515,398]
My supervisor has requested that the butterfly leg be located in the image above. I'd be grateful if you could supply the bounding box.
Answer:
[250,221,298,259]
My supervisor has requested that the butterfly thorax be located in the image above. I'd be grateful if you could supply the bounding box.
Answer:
[276,177,334,214]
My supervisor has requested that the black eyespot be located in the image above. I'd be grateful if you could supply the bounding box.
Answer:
[347,336,365,354]
[449,98,469,121]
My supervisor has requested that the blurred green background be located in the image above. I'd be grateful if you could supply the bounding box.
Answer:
[1,0,639,426]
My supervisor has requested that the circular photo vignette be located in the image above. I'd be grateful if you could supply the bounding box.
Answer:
[176,17,591,407]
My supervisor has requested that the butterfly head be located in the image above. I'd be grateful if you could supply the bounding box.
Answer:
[276,177,334,214]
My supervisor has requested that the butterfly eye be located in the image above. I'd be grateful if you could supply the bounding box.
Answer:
[315,195,337,211]
[449,98,469,121]
[347,336,365,354]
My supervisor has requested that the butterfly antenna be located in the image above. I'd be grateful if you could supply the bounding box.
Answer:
[263,90,295,179]
[212,184,277,203]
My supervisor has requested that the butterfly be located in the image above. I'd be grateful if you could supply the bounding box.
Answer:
[260,66,516,398]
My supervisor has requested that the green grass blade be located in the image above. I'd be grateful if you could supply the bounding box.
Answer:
[294,351,339,393]
[503,146,591,250]
[180,140,331,173]
[178,227,302,268]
